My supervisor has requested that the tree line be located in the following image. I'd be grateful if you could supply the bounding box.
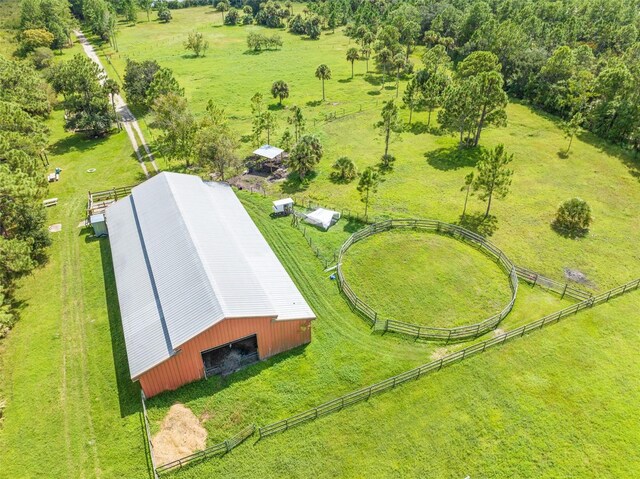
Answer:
[0,57,52,337]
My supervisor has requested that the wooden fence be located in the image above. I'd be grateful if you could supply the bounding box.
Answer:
[335,218,593,342]
[140,391,160,479]
[155,424,256,474]
[336,219,519,341]
[87,186,133,216]
[257,276,640,439]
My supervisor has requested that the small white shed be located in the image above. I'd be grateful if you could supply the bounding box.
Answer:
[273,198,294,215]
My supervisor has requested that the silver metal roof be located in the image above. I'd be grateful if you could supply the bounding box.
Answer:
[106,172,316,379]
[253,144,284,159]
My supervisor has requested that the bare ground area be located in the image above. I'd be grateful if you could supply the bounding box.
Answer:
[152,404,207,466]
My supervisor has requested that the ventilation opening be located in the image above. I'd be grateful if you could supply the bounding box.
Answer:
[201,335,259,378]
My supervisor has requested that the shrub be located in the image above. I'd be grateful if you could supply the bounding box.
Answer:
[247,32,282,51]
[157,7,172,22]
[553,198,592,238]
[31,47,54,70]
[332,156,357,182]
[224,7,240,25]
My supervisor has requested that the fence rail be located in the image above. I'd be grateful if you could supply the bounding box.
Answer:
[258,276,640,439]
[155,424,256,474]
[336,219,520,341]
[140,391,160,479]
[335,218,593,341]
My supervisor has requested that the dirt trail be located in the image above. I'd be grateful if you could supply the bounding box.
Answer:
[74,30,159,177]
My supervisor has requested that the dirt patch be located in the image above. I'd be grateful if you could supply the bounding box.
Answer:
[564,268,593,286]
[48,223,62,233]
[152,404,207,466]
[431,348,449,360]
[493,328,506,337]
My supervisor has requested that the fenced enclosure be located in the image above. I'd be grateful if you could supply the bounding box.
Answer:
[335,218,593,342]
[87,186,133,216]
[258,276,640,439]
[336,218,519,342]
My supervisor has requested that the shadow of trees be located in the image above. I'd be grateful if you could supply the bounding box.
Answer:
[457,212,498,237]
[425,146,484,171]
[280,171,317,194]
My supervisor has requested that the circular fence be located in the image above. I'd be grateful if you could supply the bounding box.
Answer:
[336,218,519,342]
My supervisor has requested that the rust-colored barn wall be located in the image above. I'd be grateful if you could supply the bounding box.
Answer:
[138,317,312,397]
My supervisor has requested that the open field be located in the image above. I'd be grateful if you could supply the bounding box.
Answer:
[1,3,640,478]
[93,7,640,290]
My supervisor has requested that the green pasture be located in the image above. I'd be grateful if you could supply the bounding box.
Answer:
[0,4,639,478]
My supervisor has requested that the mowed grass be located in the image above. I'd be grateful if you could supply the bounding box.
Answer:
[340,229,513,328]
[0,5,639,479]
[166,289,640,479]
[0,107,149,476]
[94,6,640,291]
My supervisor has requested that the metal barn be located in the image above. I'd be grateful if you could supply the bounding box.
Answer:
[106,172,316,397]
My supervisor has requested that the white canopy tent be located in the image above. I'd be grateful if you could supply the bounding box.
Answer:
[304,208,341,230]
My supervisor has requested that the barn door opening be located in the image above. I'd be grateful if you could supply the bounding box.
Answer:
[201,335,259,378]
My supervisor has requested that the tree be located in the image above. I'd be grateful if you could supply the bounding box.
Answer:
[260,110,277,144]
[457,51,508,146]
[375,47,393,90]
[332,156,357,182]
[19,28,54,55]
[157,2,172,22]
[402,78,418,125]
[279,129,293,152]
[31,47,54,70]
[357,166,379,220]
[553,198,592,238]
[561,112,583,154]
[184,32,209,57]
[377,100,401,160]
[472,144,513,218]
[195,101,239,180]
[124,0,137,24]
[250,92,265,145]
[103,78,120,116]
[438,81,476,146]
[460,171,474,217]
[288,105,305,142]
[152,92,196,166]
[217,0,229,23]
[288,134,323,178]
[315,64,331,101]
[147,67,183,106]
[48,54,114,137]
[138,0,152,21]
[346,47,359,79]
[271,80,289,105]
[417,69,449,128]
[0,56,51,116]
[123,59,160,107]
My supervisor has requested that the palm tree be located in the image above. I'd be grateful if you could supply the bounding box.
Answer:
[216,0,229,23]
[271,80,289,105]
[103,78,120,115]
[346,48,359,79]
[332,156,357,181]
[289,134,323,178]
[315,64,332,101]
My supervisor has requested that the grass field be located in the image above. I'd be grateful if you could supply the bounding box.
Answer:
[92,6,640,291]
[0,4,640,478]
[340,229,513,328]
